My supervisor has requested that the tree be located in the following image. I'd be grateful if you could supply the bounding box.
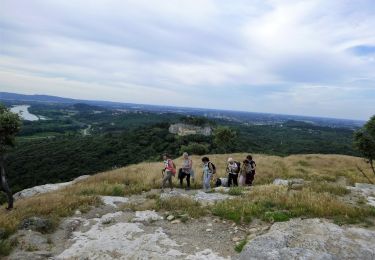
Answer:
[354,115,375,181]
[213,126,237,153]
[0,104,21,209]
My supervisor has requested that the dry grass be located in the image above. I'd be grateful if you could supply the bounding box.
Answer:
[0,192,100,239]
[211,185,375,225]
[66,153,374,195]
[155,197,209,218]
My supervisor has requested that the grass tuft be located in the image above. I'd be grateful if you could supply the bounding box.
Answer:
[234,239,248,253]
[228,187,244,196]
[0,238,18,256]
[155,197,208,218]
[306,182,350,196]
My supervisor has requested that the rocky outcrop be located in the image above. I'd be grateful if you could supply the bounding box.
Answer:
[169,123,212,136]
[56,211,229,260]
[349,183,375,207]
[240,218,375,260]
[160,189,233,205]
[100,195,129,208]
[13,175,90,200]
[273,178,305,190]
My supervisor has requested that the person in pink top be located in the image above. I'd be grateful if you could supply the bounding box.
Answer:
[161,153,176,192]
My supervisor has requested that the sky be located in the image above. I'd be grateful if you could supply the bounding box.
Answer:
[0,0,374,120]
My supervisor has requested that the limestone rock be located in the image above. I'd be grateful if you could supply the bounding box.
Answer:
[273,178,305,189]
[14,175,90,200]
[160,189,233,205]
[349,183,375,207]
[273,179,289,186]
[167,215,175,221]
[133,210,163,223]
[239,218,375,260]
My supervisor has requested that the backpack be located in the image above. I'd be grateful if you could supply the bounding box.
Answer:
[208,162,217,174]
[234,161,241,174]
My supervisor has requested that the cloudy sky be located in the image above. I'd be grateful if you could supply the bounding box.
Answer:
[1,0,374,120]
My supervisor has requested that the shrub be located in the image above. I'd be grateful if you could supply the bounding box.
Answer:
[228,187,244,196]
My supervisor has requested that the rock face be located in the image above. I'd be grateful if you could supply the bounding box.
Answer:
[14,175,90,200]
[240,218,375,260]
[56,211,228,260]
[169,123,212,136]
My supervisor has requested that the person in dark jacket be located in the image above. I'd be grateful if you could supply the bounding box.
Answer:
[245,155,256,186]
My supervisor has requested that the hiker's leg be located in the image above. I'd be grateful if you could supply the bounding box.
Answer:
[162,173,169,189]
[203,172,208,191]
[233,174,238,186]
[238,175,244,186]
[228,174,232,187]
[249,173,255,186]
[206,173,212,191]
[186,174,190,188]
[168,172,173,189]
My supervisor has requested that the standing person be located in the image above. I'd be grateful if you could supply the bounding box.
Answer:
[246,155,257,186]
[239,160,251,186]
[179,152,193,190]
[202,157,214,192]
[239,159,252,186]
[161,154,176,192]
[227,158,239,187]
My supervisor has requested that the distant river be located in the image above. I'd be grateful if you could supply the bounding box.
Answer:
[10,105,39,121]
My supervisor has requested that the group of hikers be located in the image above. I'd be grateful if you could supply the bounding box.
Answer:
[161,153,256,192]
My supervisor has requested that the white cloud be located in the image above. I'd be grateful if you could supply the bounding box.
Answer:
[0,0,374,120]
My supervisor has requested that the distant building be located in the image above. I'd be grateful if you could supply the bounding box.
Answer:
[169,123,212,136]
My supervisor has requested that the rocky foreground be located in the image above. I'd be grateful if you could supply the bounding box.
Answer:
[5,180,375,260]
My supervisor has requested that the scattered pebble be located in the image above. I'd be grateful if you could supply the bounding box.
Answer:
[232,237,241,242]
[247,234,256,241]
[206,229,213,232]
[171,219,181,224]
[167,215,175,221]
